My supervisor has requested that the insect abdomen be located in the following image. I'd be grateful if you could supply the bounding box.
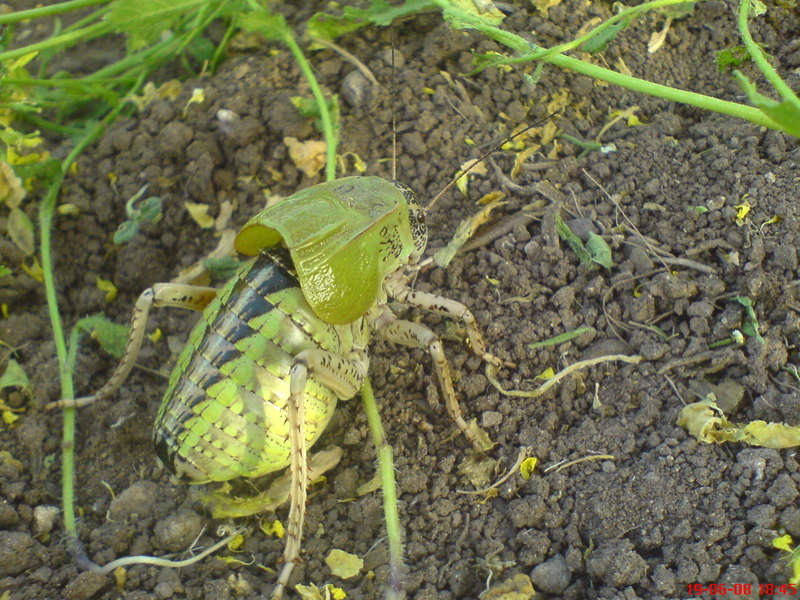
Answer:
[153,253,340,483]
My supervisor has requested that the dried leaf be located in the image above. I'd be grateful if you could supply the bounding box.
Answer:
[0,360,30,395]
[455,159,488,196]
[482,573,535,599]
[0,160,25,208]
[520,457,538,480]
[325,549,363,579]
[185,202,215,229]
[260,519,285,538]
[96,276,118,302]
[458,451,498,489]
[8,207,34,256]
[678,396,800,448]
[285,137,327,178]
[434,195,506,267]
[203,447,342,517]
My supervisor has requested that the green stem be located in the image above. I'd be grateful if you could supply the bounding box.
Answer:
[41,73,143,543]
[0,0,110,25]
[16,112,85,137]
[436,1,779,132]
[281,31,338,182]
[361,379,404,600]
[737,0,800,109]
[0,21,112,62]
[551,52,774,128]
[211,18,238,73]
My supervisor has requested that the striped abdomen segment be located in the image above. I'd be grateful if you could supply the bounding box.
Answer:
[153,252,340,483]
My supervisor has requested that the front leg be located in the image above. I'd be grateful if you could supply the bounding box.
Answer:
[384,275,512,368]
[375,318,489,454]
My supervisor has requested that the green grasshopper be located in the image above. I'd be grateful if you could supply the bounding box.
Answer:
[56,173,507,597]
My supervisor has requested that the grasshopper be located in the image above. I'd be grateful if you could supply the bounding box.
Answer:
[56,170,507,596]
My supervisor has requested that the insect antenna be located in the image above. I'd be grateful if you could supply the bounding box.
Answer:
[425,117,556,213]
[390,26,397,182]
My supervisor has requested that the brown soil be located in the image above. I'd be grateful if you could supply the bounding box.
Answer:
[3,2,800,599]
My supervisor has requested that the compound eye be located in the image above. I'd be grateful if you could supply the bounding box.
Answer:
[416,212,425,224]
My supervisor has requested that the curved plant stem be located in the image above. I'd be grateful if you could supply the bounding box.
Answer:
[435,0,782,133]
[737,0,800,109]
[282,32,339,182]
[0,0,109,25]
[40,73,142,543]
[0,21,112,63]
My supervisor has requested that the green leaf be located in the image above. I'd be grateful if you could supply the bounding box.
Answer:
[586,232,613,269]
[0,360,31,395]
[203,256,240,281]
[236,8,291,41]
[113,220,138,245]
[716,46,750,72]
[187,35,216,63]
[733,295,764,344]
[106,0,212,51]
[580,17,630,53]
[343,0,439,28]
[0,266,11,277]
[290,95,341,141]
[658,1,695,19]
[74,314,129,359]
[528,326,595,349]
[139,196,162,222]
[555,215,593,269]
[733,71,800,138]
[8,207,34,256]
[124,185,150,217]
[306,13,367,42]
[749,0,767,16]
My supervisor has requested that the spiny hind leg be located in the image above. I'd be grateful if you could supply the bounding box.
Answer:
[47,283,217,410]
[272,348,368,600]
[376,317,490,454]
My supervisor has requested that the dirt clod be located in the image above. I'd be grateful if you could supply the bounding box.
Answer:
[154,508,203,552]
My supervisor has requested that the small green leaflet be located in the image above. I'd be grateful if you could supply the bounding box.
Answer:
[528,326,595,350]
[8,208,34,256]
[732,296,764,344]
[0,360,31,396]
[237,6,291,41]
[74,314,130,359]
[307,0,438,42]
[555,215,613,270]
[586,232,613,269]
[580,17,630,53]
[733,72,800,138]
[106,0,239,51]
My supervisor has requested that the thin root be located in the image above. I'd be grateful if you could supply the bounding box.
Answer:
[486,354,643,398]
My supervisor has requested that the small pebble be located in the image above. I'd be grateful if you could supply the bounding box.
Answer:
[63,571,109,600]
[0,531,45,577]
[530,553,571,594]
[154,508,203,552]
[109,481,159,521]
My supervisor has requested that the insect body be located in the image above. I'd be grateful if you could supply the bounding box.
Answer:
[59,175,502,598]
[152,248,353,483]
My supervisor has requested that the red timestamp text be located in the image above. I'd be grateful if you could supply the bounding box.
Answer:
[687,583,798,595]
